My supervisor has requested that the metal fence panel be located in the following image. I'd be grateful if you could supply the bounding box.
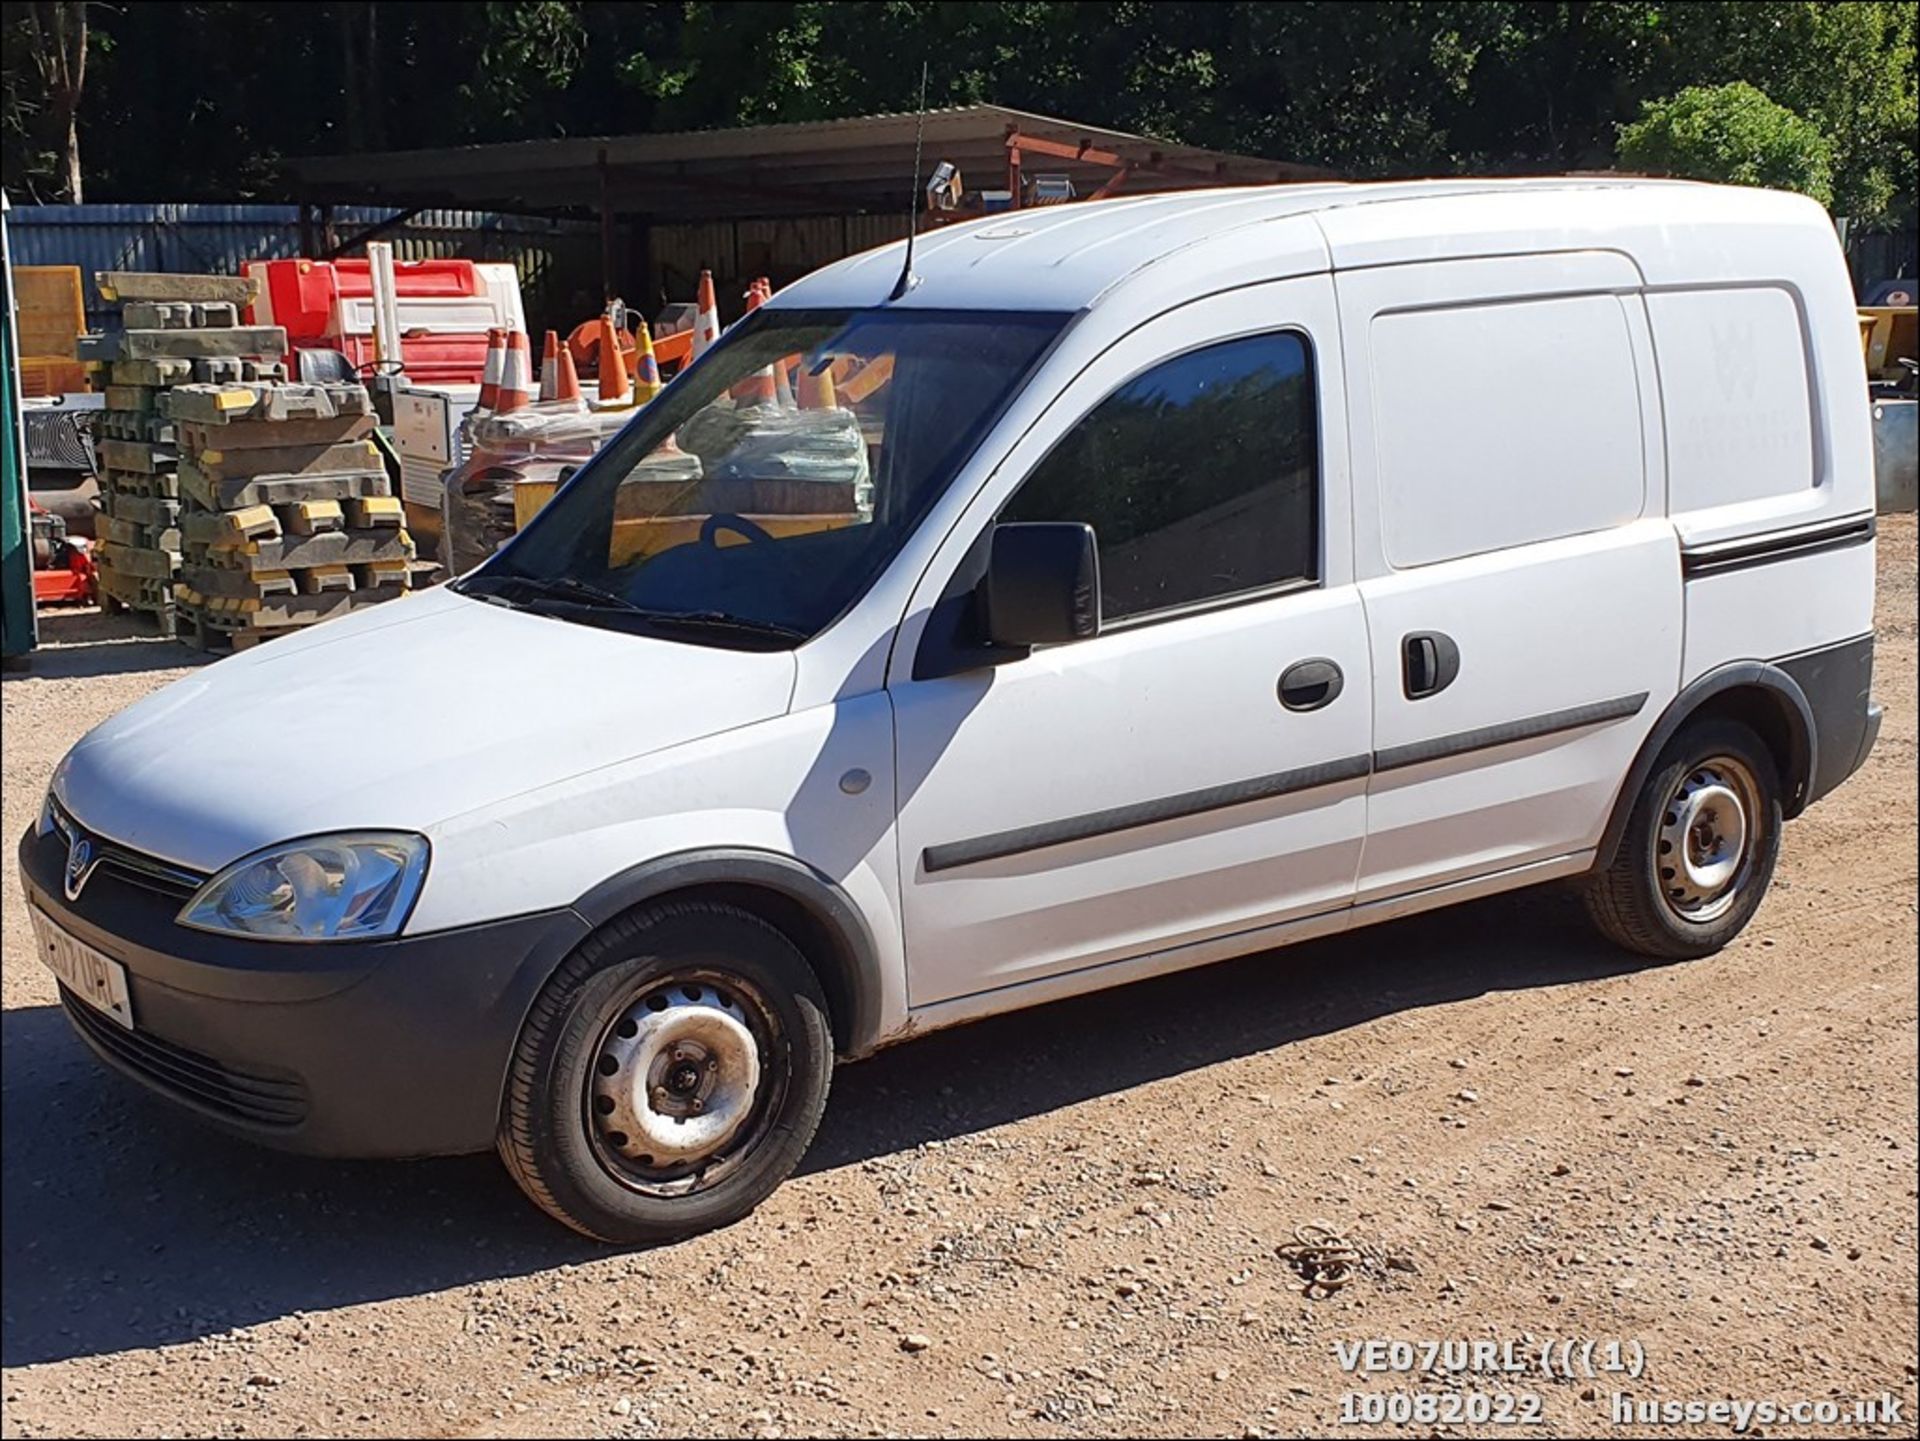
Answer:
[648,213,911,320]
[1848,227,1918,299]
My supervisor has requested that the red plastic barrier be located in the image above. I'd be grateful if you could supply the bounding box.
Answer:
[246,258,483,334]
[329,257,480,299]
[248,259,337,338]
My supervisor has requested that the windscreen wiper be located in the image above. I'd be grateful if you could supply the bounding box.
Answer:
[621,608,810,642]
[460,575,806,643]
[461,573,639,611]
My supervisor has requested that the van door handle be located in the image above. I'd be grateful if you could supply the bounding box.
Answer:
[1402,631,1460,699]
[1278,658,1344,712]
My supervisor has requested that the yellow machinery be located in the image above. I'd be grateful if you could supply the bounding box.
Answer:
[1859,306,1918,386]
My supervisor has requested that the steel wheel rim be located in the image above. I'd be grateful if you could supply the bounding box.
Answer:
[584,969,783,1198]
[1657,755,1761,924]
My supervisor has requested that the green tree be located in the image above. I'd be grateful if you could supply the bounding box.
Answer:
[1,0,1912,229]
[1618,81,1834,207]
[1639,1,1915,221]
[3,0,93,200]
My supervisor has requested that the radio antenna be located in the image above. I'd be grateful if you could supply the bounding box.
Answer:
[888,61,931,301]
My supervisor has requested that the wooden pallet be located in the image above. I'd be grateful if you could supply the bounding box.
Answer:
[98,589,178,637]
[176,586,406,653]
[177,605,293,654]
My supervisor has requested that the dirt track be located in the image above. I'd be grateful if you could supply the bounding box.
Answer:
[3,520,1915,1440]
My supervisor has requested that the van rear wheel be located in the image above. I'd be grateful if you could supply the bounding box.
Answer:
[1584,718,1783,960]
[498,900,833,1244]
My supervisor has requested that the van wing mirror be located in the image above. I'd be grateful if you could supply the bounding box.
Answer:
[981,522,1101,648]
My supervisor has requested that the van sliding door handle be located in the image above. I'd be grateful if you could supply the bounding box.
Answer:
[1402,631,1460,699]
[1279,658,1344,712]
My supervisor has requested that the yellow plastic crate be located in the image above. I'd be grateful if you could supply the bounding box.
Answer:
[14,265,85,358]
[19,356,90,398]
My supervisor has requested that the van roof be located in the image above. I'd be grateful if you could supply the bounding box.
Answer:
[768,176,1816,313]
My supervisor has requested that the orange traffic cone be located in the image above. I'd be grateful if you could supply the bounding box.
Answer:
[691,270,721,359]
[748,279,799,407]
[597,308,631,406]
[730,283,776,406]
[496,330,536,413]
[538,329,563,402]
[476,327,505,412]
[797,358,838,409]
[551,345,583,405]
[632,321,662,402]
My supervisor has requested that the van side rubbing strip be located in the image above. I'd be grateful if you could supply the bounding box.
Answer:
[926,693,1650,875]
[921,753,1373,875]
[1680,516,1876,578]
[1373,692,1650,774]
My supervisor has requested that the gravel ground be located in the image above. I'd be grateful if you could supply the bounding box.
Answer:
[3,521,1915,1440]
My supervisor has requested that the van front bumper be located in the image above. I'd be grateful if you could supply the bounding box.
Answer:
[19,824,587,1158]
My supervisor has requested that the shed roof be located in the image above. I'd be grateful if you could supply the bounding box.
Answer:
[283,104,1323,221]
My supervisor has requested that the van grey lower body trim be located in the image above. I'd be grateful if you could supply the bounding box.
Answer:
[920,753,1373,874]
[1373,692,1649,773]
[1777,631,1879,806]
[924,691,1650,874]
[900,849,1596,1036]
[1680,515,1876,578]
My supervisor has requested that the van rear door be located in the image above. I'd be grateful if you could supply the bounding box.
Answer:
[1335,252,1681,903]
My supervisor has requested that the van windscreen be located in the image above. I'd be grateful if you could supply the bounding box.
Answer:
[457,308,1067,648]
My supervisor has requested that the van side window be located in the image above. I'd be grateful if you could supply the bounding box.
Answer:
[1369,293,1645,568]
[1647,286,1815,511]
[1000,332,1319,621]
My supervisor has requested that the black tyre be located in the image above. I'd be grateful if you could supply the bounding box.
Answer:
[498,900,833,1244]
[1584,718,1783,960]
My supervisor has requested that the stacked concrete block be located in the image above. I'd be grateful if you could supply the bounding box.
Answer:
[167,381,415,652]
[85,273,286,634]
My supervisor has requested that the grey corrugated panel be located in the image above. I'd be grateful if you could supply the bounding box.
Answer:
[8,203,605,331]
[14,203,329,327]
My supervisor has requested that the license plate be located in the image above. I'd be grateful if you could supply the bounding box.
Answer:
[31,906,135,1030]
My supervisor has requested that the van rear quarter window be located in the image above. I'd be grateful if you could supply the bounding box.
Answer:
[1646,287,1815,512]
[1370,293,1645,568]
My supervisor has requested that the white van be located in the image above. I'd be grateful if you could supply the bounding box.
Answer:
[23,180,1880,1242]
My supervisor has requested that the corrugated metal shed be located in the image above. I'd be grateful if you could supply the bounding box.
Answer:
[14,109,1324,337]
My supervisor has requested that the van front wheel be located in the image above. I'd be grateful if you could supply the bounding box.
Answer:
[1584,718,1783,960]
[498,900,833,1244]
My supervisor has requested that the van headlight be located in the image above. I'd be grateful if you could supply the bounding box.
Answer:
[40,755,70,835]
[178,832,429,942]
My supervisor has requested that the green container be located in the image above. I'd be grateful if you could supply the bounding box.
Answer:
[2,190,40,661]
